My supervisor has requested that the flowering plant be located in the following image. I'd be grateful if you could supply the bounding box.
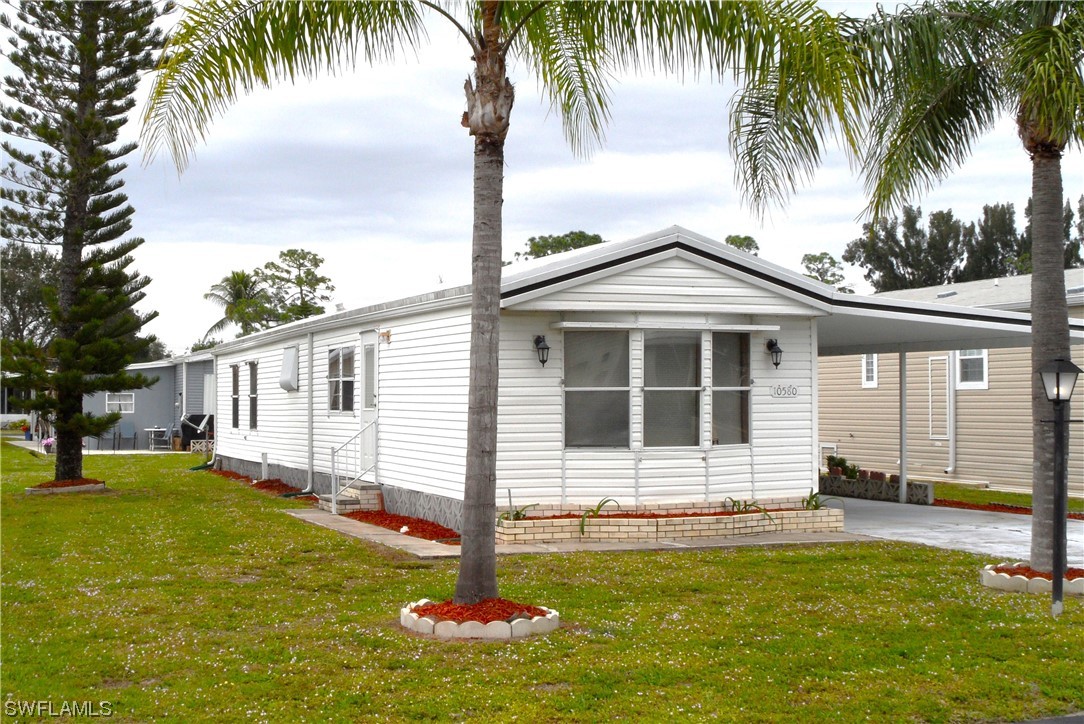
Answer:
[20,425,29,433]
[42,437,56,447]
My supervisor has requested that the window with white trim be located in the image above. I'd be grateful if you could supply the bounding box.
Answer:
[106,392,135,414]
[563,330,751,449]
[363,344,376,409]
[644,331,701,447]
[711,333,751,445]
[564,331,630,447]
[230,365,240,428]
[328,346,356,412]
[862,354,878,388]
[248,361,258,429]
[956,349,988,390]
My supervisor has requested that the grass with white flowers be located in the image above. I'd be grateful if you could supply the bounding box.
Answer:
[2,444,1082,721]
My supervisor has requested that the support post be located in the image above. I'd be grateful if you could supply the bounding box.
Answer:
[899,351,908,504]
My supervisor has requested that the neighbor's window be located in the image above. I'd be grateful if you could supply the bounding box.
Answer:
[711,333,751,445]
[564,330,630,447]
[231,365,240,429]
[644,331,701,447]
[248,361,258,429]
[328,346,356,412]
[956,349,988,390]
[862,354,878,388]
[105,392,135,414]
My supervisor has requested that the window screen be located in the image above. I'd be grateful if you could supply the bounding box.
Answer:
[564,331,629,447]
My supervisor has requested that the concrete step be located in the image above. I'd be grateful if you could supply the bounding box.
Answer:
[316,495,364,513]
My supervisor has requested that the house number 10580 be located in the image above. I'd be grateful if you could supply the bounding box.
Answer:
[769,385,799,398]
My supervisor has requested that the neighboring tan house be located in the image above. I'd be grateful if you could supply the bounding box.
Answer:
[204,226,1052,532]
[818,269,1084,493]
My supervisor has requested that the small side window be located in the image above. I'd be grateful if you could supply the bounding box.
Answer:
[862,354,878,389]
[956,349,988,390]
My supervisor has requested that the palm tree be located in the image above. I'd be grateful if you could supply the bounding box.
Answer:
[142,1,867,603]
[203,270,272,340]
[851,2,1082,575]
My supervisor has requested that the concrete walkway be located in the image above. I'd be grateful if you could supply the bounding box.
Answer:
[842,497,1084,565]
[284,508,870,560]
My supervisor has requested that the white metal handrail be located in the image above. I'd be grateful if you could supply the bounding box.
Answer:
[330,418,377,515]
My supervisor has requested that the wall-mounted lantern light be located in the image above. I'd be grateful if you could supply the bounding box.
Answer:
[1037,357,1081,617]
[534,335,551,367]
[765,338,783,369]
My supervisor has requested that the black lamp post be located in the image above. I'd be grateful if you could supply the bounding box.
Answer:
[1038,357,1082,617]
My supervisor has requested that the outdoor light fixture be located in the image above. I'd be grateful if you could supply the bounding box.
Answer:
[534,335,551,367]
[765,339,783,368]
[1037,357,1082,617]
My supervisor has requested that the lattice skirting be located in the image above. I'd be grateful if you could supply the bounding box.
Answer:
[381,486,463,534]
[820,474,933,505]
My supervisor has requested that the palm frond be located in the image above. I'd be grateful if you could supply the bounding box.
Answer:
[142,0,427,169]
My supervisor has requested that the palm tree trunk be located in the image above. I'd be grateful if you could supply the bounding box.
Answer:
[455,1,513,605]
[1028,150,1071,574]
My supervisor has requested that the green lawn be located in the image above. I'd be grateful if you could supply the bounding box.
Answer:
[2,446,1082,722]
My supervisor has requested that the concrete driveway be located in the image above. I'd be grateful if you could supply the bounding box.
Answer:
[842,497,1084,565]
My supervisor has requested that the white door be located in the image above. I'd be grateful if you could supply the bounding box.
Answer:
[359,331,378,478]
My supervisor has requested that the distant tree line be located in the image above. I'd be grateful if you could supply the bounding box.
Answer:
[842,197,1083,293]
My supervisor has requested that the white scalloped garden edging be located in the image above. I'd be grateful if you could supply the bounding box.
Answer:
[980,564,1084,596]
[400,599,560,640]
[25,483,107,495]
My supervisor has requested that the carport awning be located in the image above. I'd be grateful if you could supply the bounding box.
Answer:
[817,294,1084,357]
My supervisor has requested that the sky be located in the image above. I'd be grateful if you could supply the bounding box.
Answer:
[9,3,1084,354]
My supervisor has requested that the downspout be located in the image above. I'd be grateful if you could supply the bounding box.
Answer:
[181,360,188,424]
[898,350,908,503]
[302,332,315,493]
[944,352,957,475]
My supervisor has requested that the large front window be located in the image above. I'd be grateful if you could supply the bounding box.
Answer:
[564,331,630,447]
[563,330,751,449]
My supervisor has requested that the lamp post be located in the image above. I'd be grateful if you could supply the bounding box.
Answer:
[1038,358,1082,617]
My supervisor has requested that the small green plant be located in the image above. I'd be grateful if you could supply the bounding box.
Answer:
[498,490,538,522]
[825,454,860,480]
[498,503,538,522]
[579,497,619,534]
[801,489,842,510]
[723,497,776,524]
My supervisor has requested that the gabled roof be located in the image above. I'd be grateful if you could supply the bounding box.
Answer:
[207,226,1082,357]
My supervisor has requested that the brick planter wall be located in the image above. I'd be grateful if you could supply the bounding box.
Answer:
[495,508,843,544]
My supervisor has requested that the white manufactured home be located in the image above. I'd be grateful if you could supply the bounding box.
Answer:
[209,227,1050,531]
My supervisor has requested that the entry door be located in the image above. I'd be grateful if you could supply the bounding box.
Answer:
[359,331,378,477]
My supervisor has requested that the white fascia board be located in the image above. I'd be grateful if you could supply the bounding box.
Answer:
[551,321,782,331]
[210,286,471,356]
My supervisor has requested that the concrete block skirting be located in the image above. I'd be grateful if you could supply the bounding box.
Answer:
[496,508,844,545]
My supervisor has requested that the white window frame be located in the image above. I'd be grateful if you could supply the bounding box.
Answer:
[861,354,878,388]
[106,392,135,414]
[328,346,356,413]
[247,361,258,429]
[564,331,631,448]
[709,332,751,447]
[955,349,988,390]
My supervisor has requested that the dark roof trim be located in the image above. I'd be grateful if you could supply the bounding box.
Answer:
[501,239,1057,330]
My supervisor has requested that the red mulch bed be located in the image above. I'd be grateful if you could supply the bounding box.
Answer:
[934,498,1084,520]
[411,598,549,624]
[207,470,317,503]
[343,510,460,543]
[992,563,1084,581]
[32,478,105,489]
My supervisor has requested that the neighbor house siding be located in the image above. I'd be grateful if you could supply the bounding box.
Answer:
[818,318,1084,492]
